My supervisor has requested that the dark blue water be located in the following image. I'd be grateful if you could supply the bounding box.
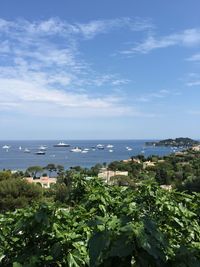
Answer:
[0,140,178,170]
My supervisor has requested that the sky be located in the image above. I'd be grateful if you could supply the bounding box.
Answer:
[0,0,200,140]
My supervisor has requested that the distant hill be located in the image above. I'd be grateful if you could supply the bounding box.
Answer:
[145,137,199,147]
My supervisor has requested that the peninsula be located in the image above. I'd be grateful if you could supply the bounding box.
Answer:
[145,137,199,147]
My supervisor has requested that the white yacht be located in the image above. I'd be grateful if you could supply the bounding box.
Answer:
[107,144,114,148]
[97,144,104,149]
[2,145,10,149]
[109,149,113,153]
[70,147,82,153]
[24,148,31,153]
[54,142,70,147]
[81,150,88,154]
[19,146,22,150]
[126,146,133,151]
[39,145,47,150]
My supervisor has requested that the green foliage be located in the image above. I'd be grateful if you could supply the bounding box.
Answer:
[0,171,13,181]
[44,164,57,177]
[26,166,44,178]
[0,178,200,266]
[0,178,43,212]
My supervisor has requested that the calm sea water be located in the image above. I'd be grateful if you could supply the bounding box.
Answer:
[0,140,179,171]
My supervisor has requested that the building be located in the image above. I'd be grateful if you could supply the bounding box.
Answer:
[192,145,200,152]
[143,161,156,169]
[98,168,128,184]
[25,176,57,188]
[123,158,141,164]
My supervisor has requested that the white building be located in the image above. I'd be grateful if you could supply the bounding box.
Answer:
[98,168,128,184]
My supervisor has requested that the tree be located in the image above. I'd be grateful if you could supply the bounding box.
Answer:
[44,164,57,177]
[57,165,64,177]
[26,166,43,178]
[0,178,43,212]
[0,171,12,181]
[55,183,69,203]
[110,175,135,187]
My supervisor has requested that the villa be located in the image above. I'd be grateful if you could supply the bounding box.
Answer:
[98,168,128,184]
[25,176,57,188]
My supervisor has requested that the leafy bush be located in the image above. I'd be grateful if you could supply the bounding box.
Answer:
[0,178,200,266]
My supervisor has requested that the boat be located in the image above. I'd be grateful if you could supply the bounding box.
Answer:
[126,146,133,151]
[35,150,46,155]
[24,148,31,153]
[19,146,22,150]
[54,142,70,147]
[109,149,113,153]
[70,147,82,153]
[97,144,104,149]
[107,144,114,148]
[2,145,10,149]
[81,150,88,154]
[39,145,47,150]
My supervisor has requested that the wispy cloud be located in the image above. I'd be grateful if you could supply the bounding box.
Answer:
[121,28,200,54]
[136,89,170,102]
[185,73,200,86]
[76,17,153,39]
[0,17,152,39]
[0,17,152,118]
[186,53,200,62]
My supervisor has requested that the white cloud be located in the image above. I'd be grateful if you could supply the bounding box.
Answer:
[0,17,154,118]
[121,28,200,54]
[0,78,133,116]
[187,53,200,62]
[136,89,170,102]
[76,17,153,39]
[185,73,200,86]
[0,17,152,39]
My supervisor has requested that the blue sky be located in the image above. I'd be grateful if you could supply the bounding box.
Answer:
[0,0,200,139]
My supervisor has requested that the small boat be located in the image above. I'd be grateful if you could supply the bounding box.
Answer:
[84,148,90,151]
[109,149,113,153]
[54,142,70,147]
[39,145,47,150]
[24,148,31,153]
[19,146,22,150]
[70,147,82,153]
[2,145,10,149]
[107,144,114,148]
[81,150,88,154]
[126,146,133,151]
[35,150,46,155]
[97,144,104,149]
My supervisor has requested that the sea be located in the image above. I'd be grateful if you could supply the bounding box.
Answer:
[0,140,180,171]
